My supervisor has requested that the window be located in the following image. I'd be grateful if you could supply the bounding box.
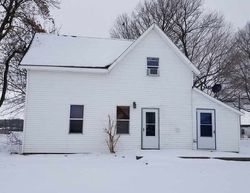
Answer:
[147,57,159,76]
[116,106,130,134]
[200,112,212,137]
[146,112,156,136]
[69,105,84,133]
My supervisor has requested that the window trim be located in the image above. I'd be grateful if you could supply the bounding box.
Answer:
[199,112,213,137]
[116,106,130,135]
[147,57,160,76]
[69,105,84,134]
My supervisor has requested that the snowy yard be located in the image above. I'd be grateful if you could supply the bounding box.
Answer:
[0,135,250,193]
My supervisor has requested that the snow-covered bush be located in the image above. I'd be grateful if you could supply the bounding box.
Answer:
[7,132,23,154]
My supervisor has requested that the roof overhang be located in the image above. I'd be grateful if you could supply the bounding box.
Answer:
[193,88,244,116]
[20,64,109,74]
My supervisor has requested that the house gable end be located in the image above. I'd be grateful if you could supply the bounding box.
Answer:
[108,24,200,75]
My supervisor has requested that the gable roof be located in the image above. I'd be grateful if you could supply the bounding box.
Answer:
[20,33,133,69]
[20,24,200,75]
[193,88,243,115]
[108,24,200,75]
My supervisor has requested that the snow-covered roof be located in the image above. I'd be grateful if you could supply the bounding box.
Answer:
[20,24,200,75]
[193,88,243,115]
[20,33,133,68]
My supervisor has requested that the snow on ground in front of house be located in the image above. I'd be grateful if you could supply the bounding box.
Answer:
[240,139,250,154]
[1,134,250,193]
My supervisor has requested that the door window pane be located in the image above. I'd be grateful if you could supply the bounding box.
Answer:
[200,113,212,124]
[200,125,212,137]
[146,124,155,136]
[200,112,213,137]
[146,112,155,123]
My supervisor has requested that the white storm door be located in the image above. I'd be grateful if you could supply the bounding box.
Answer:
[142,109,159,149]
[197,109,216,150]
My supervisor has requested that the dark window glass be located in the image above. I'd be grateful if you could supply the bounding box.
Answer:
[69,120,83,133]
[70,105,84,118]
[147,57,159,67]
[146,125,155,136]
[117,106,130,134]
[200,125,212,137]
[146,112,155,123]
[147,57,159,76]
[69,105,84,134]
[117,121,129,134]
[200,113,212,124]
[148,68,158,75]
[117,106,130,119]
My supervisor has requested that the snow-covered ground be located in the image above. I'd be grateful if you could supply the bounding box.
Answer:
[0,134,250,193]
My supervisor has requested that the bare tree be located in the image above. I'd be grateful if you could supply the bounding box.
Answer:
[224,23,250,111]
[104,115,120,153]
[0,0,59,116]
[110,0,233,93]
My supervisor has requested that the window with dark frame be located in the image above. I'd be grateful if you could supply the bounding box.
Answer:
[200,112,212,137]
[69,105,84,134]
[146,112,156,136]
[147,57,159,76]
[116,106,130,134]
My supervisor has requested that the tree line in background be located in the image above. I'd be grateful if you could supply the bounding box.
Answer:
[0,0,249,117]
[110,0,250,111]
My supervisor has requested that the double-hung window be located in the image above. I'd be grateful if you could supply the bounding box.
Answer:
[116,106,130,134]
[147,57,159,76]
[69,105,84,134]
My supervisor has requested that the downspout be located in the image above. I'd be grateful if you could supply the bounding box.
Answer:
[22,69,29,154]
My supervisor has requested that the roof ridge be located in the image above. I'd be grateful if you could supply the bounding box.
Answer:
[35,32,134,42]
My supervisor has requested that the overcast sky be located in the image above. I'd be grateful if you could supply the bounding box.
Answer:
[51,0,250,37]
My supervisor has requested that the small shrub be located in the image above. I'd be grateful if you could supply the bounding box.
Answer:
[104,115,120,153]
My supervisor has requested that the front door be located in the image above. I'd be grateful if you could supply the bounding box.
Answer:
[197,109,216,150]
[142,108,159,149]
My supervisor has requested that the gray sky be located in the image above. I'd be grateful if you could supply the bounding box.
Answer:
[51,0,250,38]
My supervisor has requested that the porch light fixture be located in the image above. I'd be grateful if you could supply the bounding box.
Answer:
[133,102,136,109]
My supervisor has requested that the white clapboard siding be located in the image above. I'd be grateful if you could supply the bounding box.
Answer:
[23,29,195,153]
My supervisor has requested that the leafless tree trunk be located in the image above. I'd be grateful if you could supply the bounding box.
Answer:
[0,0,59,116]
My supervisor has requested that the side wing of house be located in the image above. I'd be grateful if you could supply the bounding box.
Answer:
[192,88,241,152]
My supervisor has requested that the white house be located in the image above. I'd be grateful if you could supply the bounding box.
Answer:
[20,24,242,153]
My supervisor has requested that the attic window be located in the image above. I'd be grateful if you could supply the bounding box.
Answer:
[147,57,159,76]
